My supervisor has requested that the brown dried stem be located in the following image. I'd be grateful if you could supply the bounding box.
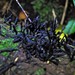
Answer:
[60,0,69,25]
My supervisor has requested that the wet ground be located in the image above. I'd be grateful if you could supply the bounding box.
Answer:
[0,0,75,75]
[1,48,75,75]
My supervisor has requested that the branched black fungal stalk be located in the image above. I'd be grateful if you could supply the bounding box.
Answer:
[11,16,75,65]
[2,11,75,65]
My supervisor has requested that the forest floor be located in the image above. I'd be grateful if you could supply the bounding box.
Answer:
[0,0,75,75]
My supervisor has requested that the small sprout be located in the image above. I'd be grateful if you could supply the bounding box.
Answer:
[14,57,19,63]
[46,60,50,64]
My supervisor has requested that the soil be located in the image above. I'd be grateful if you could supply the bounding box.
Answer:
[0,0,75,75]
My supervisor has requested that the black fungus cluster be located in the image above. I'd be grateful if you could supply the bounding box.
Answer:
[2,14,75,65]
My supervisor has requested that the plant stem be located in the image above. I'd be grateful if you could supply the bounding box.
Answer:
[60,0,69,25]
[16,0,32,23]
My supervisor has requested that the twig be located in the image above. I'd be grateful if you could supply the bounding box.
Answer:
[0,48,18,53]
[2,2,9,15]
[52,9,58,25]
[2,0,12,15]
[7,0,13,12]
[52,9,57,19]
[16,0,32,23]
[60,0,69,25]
[9,9,17,17]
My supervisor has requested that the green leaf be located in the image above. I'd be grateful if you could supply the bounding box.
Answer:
[0,38,18,57]
[63,20,75,35]
[34,68,46,75]
[73,0,75,6]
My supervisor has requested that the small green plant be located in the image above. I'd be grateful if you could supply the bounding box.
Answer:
[34,68,46,75]
[31,0,52,21]
[63,20,75,35]
[31,0,63,21]
[73,0,75,6]
[0,38,18,56]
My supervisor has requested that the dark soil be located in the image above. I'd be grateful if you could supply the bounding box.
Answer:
[0,0,75,75]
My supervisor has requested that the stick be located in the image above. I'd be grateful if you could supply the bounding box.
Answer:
[16,0,32,23]
[60,0,69,25]
[52,9,58,25]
